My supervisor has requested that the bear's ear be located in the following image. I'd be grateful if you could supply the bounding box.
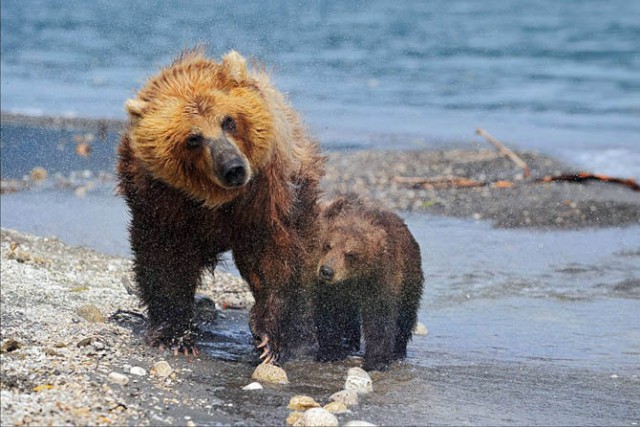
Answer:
[222,50,248,83]
[125,98,148,120]
[323,196,350,219]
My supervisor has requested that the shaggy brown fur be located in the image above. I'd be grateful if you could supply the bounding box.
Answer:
[117,49,324,363]
[315,194,424,371]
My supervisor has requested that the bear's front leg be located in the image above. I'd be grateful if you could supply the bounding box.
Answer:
[248,286,290,364]
[237,255,307,364]
[131,231,205,355]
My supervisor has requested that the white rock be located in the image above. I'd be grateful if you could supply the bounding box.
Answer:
[107,372,129,386]
[242,382,264,391]
[347,367,370,380]
[345,367,373,394]
[130,366,147,376]
[297,408,339,427]
[413,321,429,336]
[344,421,377,426]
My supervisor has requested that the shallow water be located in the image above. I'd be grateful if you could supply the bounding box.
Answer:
[2,185,639,375]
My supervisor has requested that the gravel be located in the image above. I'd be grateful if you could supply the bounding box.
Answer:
[0,228,252,426]
[322,150,640,229]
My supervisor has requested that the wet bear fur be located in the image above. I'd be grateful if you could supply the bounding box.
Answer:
[117,49,324,362]
[314,194,424,371]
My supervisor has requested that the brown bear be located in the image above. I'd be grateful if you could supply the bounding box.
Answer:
[314,194,424,371]
[117,49,324,363]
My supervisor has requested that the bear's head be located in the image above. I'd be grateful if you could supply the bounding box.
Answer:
[125,49,276,207]
[317,198,386,285]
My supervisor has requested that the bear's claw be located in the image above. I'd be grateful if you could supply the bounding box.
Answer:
[148,325,199,358]
[256,334,277,364]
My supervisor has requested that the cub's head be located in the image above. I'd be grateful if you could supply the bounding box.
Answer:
[317,196,386,285]
[125,49,275,207]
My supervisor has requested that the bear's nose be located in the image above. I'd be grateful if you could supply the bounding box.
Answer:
[319,265,334,281]
[222,160,247,187]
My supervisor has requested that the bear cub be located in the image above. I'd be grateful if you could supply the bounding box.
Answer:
[314,194,424,371]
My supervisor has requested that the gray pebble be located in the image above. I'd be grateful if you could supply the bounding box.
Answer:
[152,360,173,378]
[107,372,129,386]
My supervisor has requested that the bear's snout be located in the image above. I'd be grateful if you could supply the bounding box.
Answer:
[208,137,250,188]
[222,159,247,187]
[319,264,334,282]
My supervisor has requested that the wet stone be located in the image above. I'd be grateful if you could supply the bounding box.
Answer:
[130,366,147,376]
[323,401,348,414]
[76,337,93,347]
[295,408,339,427]
[343,421,377,426]
[107,372,129,386]
[251,363,289,384]
[242,382,263,391]
[288,395,320,411]
[152,360,173,378]
[286,411,304,426]
[345,367,373,394]
[413,321,429,336]
[330,389,359,406]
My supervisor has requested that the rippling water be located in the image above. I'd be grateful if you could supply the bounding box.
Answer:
[2,0,640,177]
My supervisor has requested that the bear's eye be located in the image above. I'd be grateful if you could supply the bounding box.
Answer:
[345,251,358,262]
[186,134,204,149]
[221,116,237,133]
[323,243,332,251]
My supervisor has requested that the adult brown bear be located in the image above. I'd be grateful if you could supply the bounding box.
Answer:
[117,49,324,363]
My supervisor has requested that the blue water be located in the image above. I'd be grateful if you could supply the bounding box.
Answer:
[2,0,640,179]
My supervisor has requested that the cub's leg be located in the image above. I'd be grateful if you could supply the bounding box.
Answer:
[361,292,397,371]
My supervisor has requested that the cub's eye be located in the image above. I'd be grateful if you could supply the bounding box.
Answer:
[221,116,236,133]
[186,134,203,149]
[323,243,332,251]
[345,251,358,262]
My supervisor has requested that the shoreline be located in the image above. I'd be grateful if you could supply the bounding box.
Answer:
[2,110,639,231]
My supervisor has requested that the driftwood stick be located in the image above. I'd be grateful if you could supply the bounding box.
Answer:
[476,128,531,178]
[393,175,486,189]
[536,172,640,192]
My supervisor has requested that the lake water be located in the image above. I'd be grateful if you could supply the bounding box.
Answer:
[2,0,640,179]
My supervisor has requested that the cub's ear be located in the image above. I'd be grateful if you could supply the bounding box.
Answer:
[125,98,148,120]
[222,50,248,83]
[323,196,351,219]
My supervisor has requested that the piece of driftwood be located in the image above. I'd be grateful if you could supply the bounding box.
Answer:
[393,175,486,189]
[476,128,531,178]
[536,172,640,192]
